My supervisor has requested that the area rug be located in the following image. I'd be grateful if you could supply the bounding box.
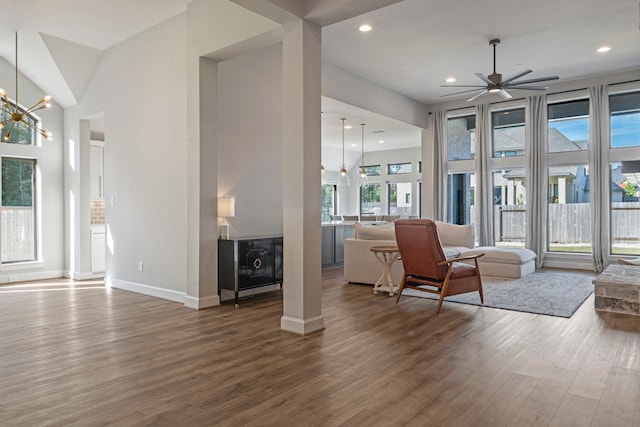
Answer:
[401,270,595,318]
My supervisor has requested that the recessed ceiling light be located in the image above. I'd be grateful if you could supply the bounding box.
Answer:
[359,24,372,32]
[351,143,357,147]
[446,77,456,83]
[597,46,611,53]
[344,125,352,129]
[378,140,385,144]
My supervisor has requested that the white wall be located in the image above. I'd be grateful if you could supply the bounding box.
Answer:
[66,14,189,297]
[0,57,65,283]
[217,43,283,238]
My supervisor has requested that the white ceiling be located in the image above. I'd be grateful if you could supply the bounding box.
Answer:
[323,0,640,104]
[0,0,638,166]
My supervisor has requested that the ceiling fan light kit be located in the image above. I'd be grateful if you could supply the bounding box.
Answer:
[441,38,559,102]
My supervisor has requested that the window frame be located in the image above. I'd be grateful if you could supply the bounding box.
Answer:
[1,156,39,264]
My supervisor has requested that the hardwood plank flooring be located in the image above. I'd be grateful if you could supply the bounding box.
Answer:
[1,269,640,426]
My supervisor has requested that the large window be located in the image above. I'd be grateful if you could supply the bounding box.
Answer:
[546,99,591,253]
[388,182,412,217]
[610,90,640,255]
[1,157,37,263]
[492,107,526,248]
[360,183,381,216]
[321,184,336,222]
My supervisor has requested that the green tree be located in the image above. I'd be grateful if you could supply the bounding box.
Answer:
[624,181,637,198]
[2,158,34,207]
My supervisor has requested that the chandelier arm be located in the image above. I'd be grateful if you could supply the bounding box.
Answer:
[4,121,15,140]
[25,102,49,114]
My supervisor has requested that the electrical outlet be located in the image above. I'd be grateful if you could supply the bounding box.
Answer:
[138,262,144,272]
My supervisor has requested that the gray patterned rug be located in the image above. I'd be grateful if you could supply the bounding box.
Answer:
[401,269,595,318]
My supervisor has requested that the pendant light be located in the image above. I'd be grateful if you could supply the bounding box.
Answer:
[338,117,350,187]
[320,111,327,184]
[357,123,369,186]
[0,32,52,142]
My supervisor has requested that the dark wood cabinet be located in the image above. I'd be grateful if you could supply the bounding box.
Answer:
[218,236,283,306]
[321,224,354,267]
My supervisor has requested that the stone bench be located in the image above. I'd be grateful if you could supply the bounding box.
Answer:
[593,264,640,316]
[461,246,537,278]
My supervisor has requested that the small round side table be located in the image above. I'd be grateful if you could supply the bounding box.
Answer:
[370,245,400,296]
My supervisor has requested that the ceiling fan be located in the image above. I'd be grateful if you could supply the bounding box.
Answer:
[441,39,559,102]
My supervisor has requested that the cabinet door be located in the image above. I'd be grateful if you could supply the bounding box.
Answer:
[91,231,105,272]
[90,145,104,199]
[237,239,275,290]
[321,227,335,266]
[334,226,346,264]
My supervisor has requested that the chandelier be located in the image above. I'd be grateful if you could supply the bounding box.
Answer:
[0,32,52,142]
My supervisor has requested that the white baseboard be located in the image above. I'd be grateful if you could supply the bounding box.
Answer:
[0,270,65,284]
[69,271,105,280]
[107,277,185,304]
[184,294,220,310]
[280,315,325,336]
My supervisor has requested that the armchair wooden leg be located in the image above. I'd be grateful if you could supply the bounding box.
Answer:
[475,259,484,304]
[436,268,454,314]
[396,275,407,304]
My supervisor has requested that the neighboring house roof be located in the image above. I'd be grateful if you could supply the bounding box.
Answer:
[493,127,586,153]
[502,166,577,179]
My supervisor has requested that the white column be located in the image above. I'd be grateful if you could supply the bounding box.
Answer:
[558,177,567,204]
[280,19,324,335]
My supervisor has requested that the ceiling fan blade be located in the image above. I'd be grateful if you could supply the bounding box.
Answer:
[440,88,487,97]
[497,89,512,100]
[507,75,559,86]
[440,84,486,88]
[467,90,488,102]
[501,69,532,85]
[506,85,549,91]
[474,73,493,85]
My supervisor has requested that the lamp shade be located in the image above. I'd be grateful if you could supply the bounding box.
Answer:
[218,196,235,217]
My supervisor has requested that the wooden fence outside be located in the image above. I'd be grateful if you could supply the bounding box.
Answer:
[494,202,640,243]
[1,207,35,262]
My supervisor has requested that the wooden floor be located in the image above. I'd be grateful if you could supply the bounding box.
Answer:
[1,270,640,427]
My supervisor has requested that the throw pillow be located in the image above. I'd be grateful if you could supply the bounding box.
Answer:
[434,220,475,248]
[353,222,396,240]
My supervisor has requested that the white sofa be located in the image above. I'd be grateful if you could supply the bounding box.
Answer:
[343,221,475,285]
[343,221,537,284]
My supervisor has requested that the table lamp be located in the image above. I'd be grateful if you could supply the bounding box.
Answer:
[218,196,235,239]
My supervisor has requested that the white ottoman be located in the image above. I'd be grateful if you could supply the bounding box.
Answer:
[462,246,536,278]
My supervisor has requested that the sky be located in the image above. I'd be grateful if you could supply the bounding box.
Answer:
[550,112,640,147]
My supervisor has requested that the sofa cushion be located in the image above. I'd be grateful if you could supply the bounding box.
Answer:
[434,221,474,249]
[463,246,537,265]
[353,222,396,240]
